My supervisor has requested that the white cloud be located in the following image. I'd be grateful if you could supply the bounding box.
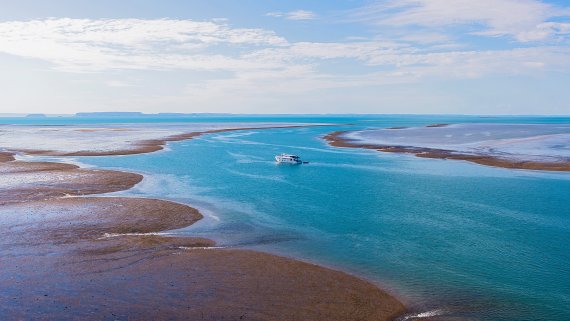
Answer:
[105,80,132,87]
[166,42,570,112]
[244,40,412,65]
[399,32,452,44]
[266,10,316,20]
[265,12,285,18]
[353,0,570,42]
[0,16,569,109]
[245,40,570,77]
[287,10,317,20]
[0,18,287,71]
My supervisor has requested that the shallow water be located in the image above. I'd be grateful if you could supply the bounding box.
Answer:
[23,115,570,321]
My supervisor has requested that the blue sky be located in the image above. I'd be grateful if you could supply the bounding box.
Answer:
[0,0,569,114]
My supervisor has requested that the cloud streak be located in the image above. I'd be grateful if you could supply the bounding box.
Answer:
[0,18,287,71]
[0,14,568,101]
[266,10,316,20]
[352,0,570,42]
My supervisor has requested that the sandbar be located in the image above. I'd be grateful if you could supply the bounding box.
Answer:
[0,153,142,204]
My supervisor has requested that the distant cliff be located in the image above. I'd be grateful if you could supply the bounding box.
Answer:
[75,112,234,118]
[75,112,144,118]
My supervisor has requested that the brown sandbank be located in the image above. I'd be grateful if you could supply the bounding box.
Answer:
[385,124,447,130]
[0,197,403,320]
[425,123,449,128]
[0,153,142,204]
[0,151,15,162]
[324,131,570,172]
[0,131,406,320]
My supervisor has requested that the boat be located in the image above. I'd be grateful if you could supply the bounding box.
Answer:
[275,153,304,164]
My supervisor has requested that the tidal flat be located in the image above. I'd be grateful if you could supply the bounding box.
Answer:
[325,123,570,172]
[2,116,570,321]
[0,123,404,321]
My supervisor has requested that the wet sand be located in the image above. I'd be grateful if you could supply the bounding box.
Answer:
[324,131,570,172]
[0,127,405,320]
[0,151,15,162]
[387,124,448,130]
[1,197,403,320]
[0,154,142,204]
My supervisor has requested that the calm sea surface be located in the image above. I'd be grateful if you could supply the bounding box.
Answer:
[8,115,569,321]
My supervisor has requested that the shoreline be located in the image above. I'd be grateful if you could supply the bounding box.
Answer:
[324,130,570,172]
[0,125,406,320]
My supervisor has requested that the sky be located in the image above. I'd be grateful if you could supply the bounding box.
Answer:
[0,0,569,115]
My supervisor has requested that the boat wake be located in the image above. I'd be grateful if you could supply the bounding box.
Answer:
[398,309,446,320]
[98,232,169,239]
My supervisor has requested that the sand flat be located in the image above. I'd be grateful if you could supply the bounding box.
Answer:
[0,197,404,321]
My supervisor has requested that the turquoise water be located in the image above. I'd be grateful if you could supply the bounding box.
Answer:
[30,115,570,321]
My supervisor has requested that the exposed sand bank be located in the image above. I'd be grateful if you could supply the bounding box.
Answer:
[0,125,406,320]
[10,124,333,157]
[0,154,142,205]
[324,130,570,172]
[0,197,403,320]
[0,151,15,162]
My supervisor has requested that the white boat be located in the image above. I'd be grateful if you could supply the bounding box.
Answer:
[275,153,303,164]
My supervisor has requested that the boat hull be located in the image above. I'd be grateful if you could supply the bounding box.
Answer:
[275,156,302,164]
